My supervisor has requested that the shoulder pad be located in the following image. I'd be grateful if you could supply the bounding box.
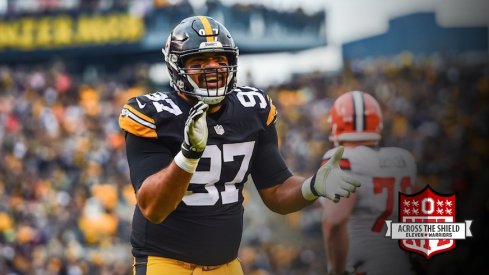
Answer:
[233,86,277,126]
[381,147,417,173]
[119,92,184,138]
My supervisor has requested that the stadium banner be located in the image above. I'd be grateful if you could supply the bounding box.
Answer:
[0,13,144,51]
[0,6,326,63]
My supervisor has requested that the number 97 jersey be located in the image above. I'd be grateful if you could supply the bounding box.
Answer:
[119,86,291,266]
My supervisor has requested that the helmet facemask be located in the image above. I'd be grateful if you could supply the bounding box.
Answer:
[162,16,239,106]
[175,50,237,105]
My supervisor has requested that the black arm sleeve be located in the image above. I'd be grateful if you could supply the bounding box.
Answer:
[125,133,178,192]
[250,124,293,189]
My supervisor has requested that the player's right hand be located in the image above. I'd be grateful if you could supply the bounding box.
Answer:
[181,101,209,159]
[175,101,209,173]
[301,146,361,202]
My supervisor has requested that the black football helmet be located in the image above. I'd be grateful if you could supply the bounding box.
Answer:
[162,16,239,105]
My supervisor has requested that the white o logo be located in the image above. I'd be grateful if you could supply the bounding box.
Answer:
[421,198,435,214]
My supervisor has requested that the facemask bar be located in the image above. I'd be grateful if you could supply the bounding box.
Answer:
[164,45,238,105]
[182,55,237,104]
[182,65,234,93]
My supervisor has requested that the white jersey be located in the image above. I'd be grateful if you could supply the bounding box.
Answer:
[323,146,417,275]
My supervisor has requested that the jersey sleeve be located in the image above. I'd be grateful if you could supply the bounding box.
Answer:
[124,132,178,191]
[233,86,289,188]
[119,96,158,138]
[264,94,277,126]
[250,121,292,189]
[118,92,185,139]
[234,86,277,128]
[119,92,186,190]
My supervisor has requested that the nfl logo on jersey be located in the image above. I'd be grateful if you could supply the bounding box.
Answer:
[385,185,473,259]
[214,124,225,135]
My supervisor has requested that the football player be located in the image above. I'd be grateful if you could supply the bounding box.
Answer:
[119,16,360,274]
[321,91,417,275]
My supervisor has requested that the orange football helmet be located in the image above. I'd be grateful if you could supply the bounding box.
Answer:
[329,91,383,145]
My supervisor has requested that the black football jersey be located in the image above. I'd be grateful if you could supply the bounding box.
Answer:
[119,86,292,265]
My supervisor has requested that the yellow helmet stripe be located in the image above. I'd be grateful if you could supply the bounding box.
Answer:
[198,16,214,42]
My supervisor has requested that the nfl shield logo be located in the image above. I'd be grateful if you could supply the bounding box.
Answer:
[214,124,225,135]
[399,185,456,259]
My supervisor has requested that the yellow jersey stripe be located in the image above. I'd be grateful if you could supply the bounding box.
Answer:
[119,115,157,138]
[125,104,155,124]
[198,16,214,42]
[266,96,277,126]
[119,104,157,138]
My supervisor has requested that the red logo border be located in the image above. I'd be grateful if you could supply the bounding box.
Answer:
[397,185,457,259]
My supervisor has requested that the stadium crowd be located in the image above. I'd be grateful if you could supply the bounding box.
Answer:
[0,54,488,274]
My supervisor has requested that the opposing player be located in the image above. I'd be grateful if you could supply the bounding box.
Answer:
[321,91,417,275]
[119,16,360,274]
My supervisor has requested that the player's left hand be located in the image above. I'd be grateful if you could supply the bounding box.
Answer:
[301,146,361,202]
